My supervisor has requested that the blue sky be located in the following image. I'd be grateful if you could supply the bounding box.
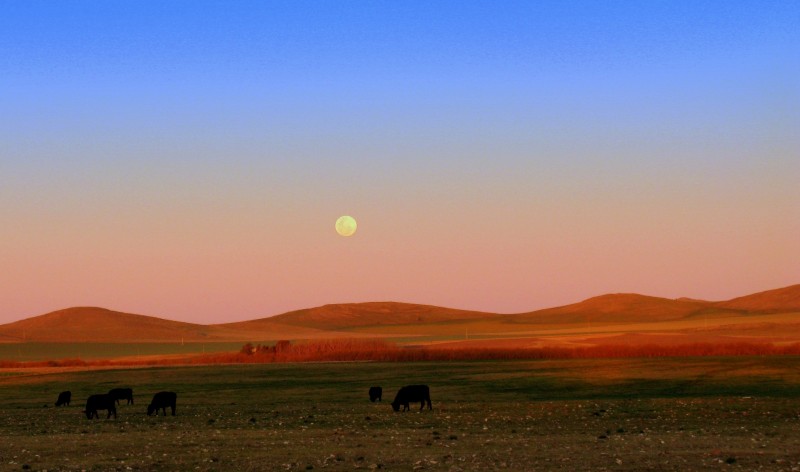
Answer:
[1,1,798,322]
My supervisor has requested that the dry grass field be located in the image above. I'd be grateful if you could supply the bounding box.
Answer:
[2,286,798,360]
[1,358,799,471]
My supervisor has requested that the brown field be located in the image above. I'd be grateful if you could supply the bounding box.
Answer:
[4,338,800,370]
[1,358,799,471]
[0,285,798,363]
[0,285,798,470]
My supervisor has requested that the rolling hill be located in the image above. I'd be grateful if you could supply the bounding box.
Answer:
[0,307,239,343]
[505,293,743,324]
[714,284,800,313]
[239,302,499,330]
[0,284,797,344]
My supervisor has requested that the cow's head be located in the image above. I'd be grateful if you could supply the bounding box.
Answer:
[147,404,156,416]
[83,410,92,419]
[391,401,400,412]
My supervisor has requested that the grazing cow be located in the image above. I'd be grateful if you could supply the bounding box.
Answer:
[55,391,71,407]
[391,385,432,412]
[147,391,177,416]
[84,394,117,419]
[369,386,382,402]
[108,388,134,405]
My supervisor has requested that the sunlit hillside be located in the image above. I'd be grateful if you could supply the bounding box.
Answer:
[0,285,797,347]
[237,301,499,330]
[0,307,240,343]
[714,284,800,312]
[506,293,742,324]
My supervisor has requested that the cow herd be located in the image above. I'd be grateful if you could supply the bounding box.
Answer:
[53,384,431,420]
[53,388,177,419]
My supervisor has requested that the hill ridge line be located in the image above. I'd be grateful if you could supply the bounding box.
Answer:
[0,284,797,343]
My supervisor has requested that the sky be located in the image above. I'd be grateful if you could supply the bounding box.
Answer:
[1,1,798,324]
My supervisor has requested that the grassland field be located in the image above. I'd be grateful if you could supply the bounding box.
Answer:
[1,357,800,471]
[0,343,250,362]
[0,338,515,363]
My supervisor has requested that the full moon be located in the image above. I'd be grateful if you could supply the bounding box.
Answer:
[335,215,357,237]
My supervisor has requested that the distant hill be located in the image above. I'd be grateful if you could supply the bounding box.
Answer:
[506,293,740,324]
[0,303,493,343]
[714,284,800,313]
[0,307,237,343]
[247,302,499,330]
[0,284,797,343]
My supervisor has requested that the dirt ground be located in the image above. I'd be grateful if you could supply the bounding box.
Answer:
[0,359,799,471]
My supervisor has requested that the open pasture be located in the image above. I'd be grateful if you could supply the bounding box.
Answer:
[0,342,248,362]
[1,357,799,471]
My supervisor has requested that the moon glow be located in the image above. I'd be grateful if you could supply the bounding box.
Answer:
[335,215,357,237]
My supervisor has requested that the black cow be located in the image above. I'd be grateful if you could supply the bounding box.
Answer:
[108,388,134,405]
[369,386,382,402]
[84,394,117,419]
[55,391,71,407]
[147,391,177,416]
[391,385,432,412]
